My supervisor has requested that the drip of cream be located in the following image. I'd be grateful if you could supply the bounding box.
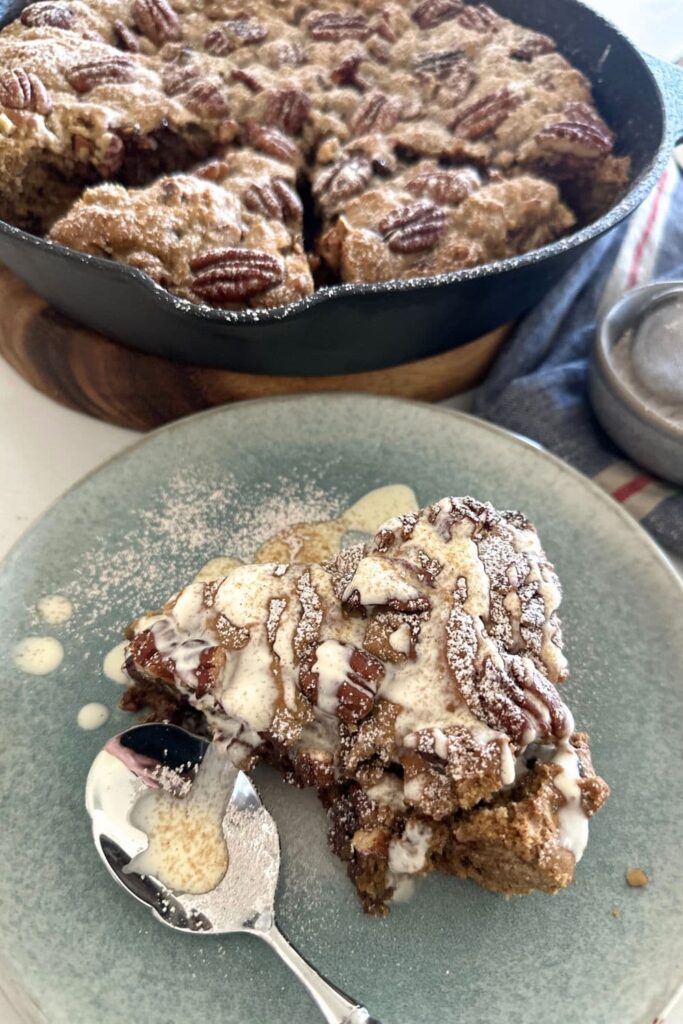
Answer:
[552,741,589,862]
[14,636,64,675]
[388,820,433,875]
[36,594,73,625]
[312,640,356,717]
[388,623,412,655]
[103,641,129,685]
[342,556,421,607]
[125,744,234,895]
[77,703,109,730]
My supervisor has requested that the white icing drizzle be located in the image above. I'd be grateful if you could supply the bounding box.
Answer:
[551,740,589,862]
[152,619,213,689]
[498,739,516,786]
[14,636,64,675]
[77,703,109,730]
[388,623,412,655]
[388,820,433,875]
[312,640,355,717]
[342,555,421,607]
[125,744,234,895]
[103,641,129,685]
[365,774,407,811]
[36,594,73,625]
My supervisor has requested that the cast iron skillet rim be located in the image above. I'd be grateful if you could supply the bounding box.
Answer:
[0,0,673,327]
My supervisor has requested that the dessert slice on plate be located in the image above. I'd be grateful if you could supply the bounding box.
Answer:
[122,496,609,913]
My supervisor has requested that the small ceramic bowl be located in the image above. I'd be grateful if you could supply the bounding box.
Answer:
[590,280,683,484]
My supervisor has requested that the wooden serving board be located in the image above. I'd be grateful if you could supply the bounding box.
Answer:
[0,266,510,431]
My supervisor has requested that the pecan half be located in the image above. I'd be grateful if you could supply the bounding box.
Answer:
[184,80,230,118]
[456,3,500,32]
[113,19,140,52]
[378,201,446,254]
[271,41,306,67]
[412,0,464,29]
[306,11,370,41]
[243,178,303,221]
[314,156,373,204]
[564,100,613,141]
[451,87,520,138]
[414,48,466,79]
[193,158,229,181]
[245,120,298,162]
[66,57,135,93]
[230,68,262,93]
[204,18,267,55]
[299,642,384,724]
[510,30,555,61]
[161,63,199,96]
[407,166,479,205]
[132,0,181,47]
[351,92,401,135]
[262,88,311,135]
[535,102,613,159]
[331,52,366,88]
[0,69,52,115]
[190,248,284,303]
[535,119,613,158]
[20,2,74,29]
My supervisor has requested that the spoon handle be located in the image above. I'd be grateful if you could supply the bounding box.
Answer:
[263,923,381,1024]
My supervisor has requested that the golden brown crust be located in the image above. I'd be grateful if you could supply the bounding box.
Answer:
[0,0,629,305]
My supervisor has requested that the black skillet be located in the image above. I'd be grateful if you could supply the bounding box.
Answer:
[0,0,682,375]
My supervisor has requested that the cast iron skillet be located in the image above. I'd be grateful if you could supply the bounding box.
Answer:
[0,0,682,375]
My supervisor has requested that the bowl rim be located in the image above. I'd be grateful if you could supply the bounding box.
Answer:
[595,280,683,440]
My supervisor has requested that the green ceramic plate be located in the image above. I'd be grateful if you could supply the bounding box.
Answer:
[1,396,682,1024]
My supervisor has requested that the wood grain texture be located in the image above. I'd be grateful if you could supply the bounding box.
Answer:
[0,267,510,431]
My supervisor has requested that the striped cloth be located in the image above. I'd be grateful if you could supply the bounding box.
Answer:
[472,160,683,556]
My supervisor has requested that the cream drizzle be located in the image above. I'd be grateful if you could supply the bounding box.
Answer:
[103,641,129,685]
[551,740,589,862]
[77,703,109,730]
[388,820,433,875]
[125,744,233,895]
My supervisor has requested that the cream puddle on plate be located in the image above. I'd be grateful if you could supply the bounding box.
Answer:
[13,635,64,675]
[125,745,234,895]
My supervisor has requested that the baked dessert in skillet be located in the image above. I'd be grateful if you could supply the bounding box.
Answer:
[121,496,609,913]
[0,0,629,310]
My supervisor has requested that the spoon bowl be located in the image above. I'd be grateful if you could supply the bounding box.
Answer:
[85,723,379,1023]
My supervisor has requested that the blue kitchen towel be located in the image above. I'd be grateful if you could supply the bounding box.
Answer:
[473,162,683,557]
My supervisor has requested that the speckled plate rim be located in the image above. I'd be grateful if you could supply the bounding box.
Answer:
[1,395,681,597]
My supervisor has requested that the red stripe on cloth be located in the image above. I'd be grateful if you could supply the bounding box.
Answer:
[612,474,652,503]
[626,170,669,289]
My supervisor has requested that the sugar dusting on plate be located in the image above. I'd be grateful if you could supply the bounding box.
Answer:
[59,471,346,640]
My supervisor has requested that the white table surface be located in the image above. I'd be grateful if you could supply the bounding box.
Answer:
[2,1,683,1021]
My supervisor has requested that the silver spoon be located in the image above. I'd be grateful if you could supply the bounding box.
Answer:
[85,722,380,1024]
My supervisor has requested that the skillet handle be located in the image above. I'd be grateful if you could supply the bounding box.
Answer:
[644,53,683,146]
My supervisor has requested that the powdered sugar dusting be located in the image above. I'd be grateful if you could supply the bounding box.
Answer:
[53,469,344,641]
